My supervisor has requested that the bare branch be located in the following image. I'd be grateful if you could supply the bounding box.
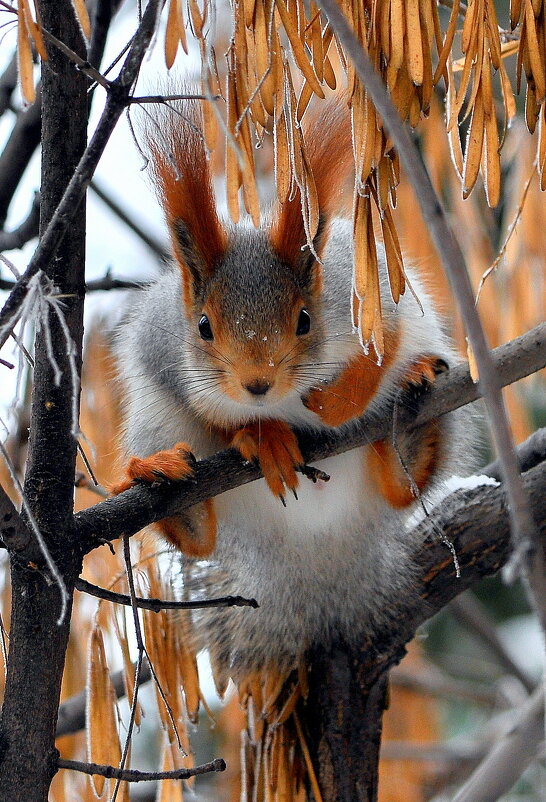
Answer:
[483,427,546,481]
[75,576,258,611]
[452,686,545,802]
[1,272,148,292]
[56,660,151,738]
[315,0,546,638]
[89,180,169,261]
[391,664,508,708]
[0,92,41,228]
[57,757,226,781]
[0,194,39,252]
[0,0,163,349]
[449,593,534,692]
[0,52,17,118]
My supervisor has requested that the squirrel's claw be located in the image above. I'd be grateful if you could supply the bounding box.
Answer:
[231,420,303,502]
[111,442,196,495]
[399,355,450,408]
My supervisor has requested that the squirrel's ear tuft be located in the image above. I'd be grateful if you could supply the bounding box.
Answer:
[269,98,353,289]
[147,102,227,307]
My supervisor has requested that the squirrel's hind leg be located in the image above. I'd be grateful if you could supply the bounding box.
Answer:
[368,355,449,508]
[111,442,217,557]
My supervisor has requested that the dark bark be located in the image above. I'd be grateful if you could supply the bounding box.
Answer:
[0,3,88,800]
[302,645,391,802]
[0,93,42,228]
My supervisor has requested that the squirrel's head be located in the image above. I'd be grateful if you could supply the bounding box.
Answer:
[171,221,327,421]
[149,98,351,425]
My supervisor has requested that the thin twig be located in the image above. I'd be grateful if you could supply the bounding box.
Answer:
[89,181,169,262]
[0,0,163,350]
[74,472,109,498]
[449,593,534,692]
[452,685,545,802]
[315,0,546,641]
[128,93,218,104]
[75,576,259,610]
[476,164,536,302]
[57,757,226,781]
[110,534,146,802]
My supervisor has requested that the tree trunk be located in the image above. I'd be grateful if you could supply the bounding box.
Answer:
[302,640,403,802]
[0,4,87,799]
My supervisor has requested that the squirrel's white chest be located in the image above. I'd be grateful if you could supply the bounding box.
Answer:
[215,446,387,545]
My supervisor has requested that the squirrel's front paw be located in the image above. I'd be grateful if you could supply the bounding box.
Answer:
[398,355,449,406]
[111,442,196,495]
[231,421,304,504]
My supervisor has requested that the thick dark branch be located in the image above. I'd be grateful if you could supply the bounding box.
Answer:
[75,576,258,610]
[0,53,17,118]
[73,324,546,556]
[57,757,226,781]
[0,194,39,252]
[0,0,163,349]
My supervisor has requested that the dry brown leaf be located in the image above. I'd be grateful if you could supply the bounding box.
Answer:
[71,0,91,39]
[17,3,36,105]
[86,625,122,797]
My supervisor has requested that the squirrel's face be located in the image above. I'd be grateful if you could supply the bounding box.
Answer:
[182,233,324,422]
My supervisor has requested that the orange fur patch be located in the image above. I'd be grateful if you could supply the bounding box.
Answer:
[367,354,447,507]
[367,428,441,508]
[148,104,227,306]
[119,442,195,486]
[231,420,303,499]
[270,99,353,266]
[304,325,401,427]
[159,499,217,557]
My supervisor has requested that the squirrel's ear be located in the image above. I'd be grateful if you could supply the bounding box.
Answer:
[269,99,352,290]
[148,103,227,307]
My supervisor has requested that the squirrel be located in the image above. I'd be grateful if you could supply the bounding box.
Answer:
[113,97,474,797]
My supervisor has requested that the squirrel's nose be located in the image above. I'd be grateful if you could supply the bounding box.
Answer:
[246,379,271,396]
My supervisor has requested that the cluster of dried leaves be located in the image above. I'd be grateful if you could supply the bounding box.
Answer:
[160,0,546,357]
[8,0,546,352]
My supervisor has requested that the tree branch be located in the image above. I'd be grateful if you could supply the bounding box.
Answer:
[0,0,163,350]
[57,757,226,781]
[0,194,40,252]
[449,593,534,692]
[452,686,545,802]
[89,180,169,261]
[72,324,546,557]
[75,576,258,611]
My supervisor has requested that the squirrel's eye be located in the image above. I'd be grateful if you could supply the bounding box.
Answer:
[198,314,214,340]
[296,308,311,336]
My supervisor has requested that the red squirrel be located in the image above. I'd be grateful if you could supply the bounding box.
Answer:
[113,97,473,792]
